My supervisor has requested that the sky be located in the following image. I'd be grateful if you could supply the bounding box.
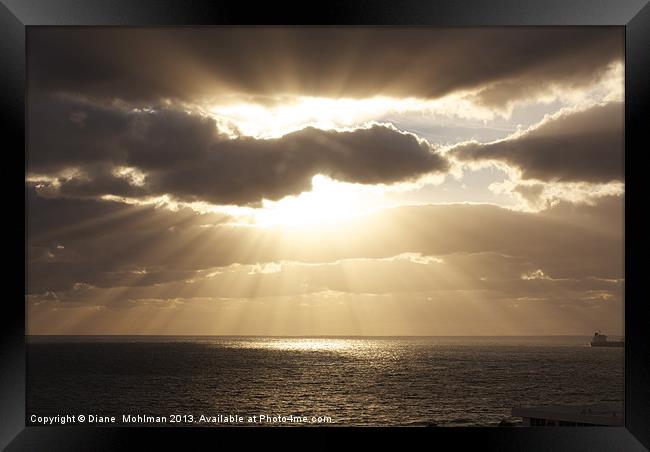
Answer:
[26,27,624,336]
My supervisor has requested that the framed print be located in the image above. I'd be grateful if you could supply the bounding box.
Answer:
[2,0,649,450]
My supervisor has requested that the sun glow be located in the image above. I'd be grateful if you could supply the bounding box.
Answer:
[209,96,409,138]
[207,94,498,139]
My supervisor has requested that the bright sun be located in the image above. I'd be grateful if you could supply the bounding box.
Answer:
[253,175,384,228]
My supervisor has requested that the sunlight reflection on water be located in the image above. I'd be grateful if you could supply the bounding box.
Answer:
[220,337,391,354]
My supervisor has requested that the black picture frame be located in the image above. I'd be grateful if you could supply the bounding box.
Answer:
[2,0,649,450]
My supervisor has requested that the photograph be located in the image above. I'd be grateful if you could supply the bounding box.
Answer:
[23,26,627,429]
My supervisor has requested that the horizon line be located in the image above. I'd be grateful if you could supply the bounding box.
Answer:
[25,333,620,338]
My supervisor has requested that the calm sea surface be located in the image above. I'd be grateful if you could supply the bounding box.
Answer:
[27,336,624,426]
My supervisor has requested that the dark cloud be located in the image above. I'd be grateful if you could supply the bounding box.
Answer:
[55,165,149,199]
[451,102,624,183]
[28,96,131,173]
[142,121,447,205]
[28,28,622,105]
[28,97,448,205]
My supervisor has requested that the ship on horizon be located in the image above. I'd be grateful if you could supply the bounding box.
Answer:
[590,331,624,348]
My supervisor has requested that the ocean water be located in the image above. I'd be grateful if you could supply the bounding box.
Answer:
[26,336,624,426]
